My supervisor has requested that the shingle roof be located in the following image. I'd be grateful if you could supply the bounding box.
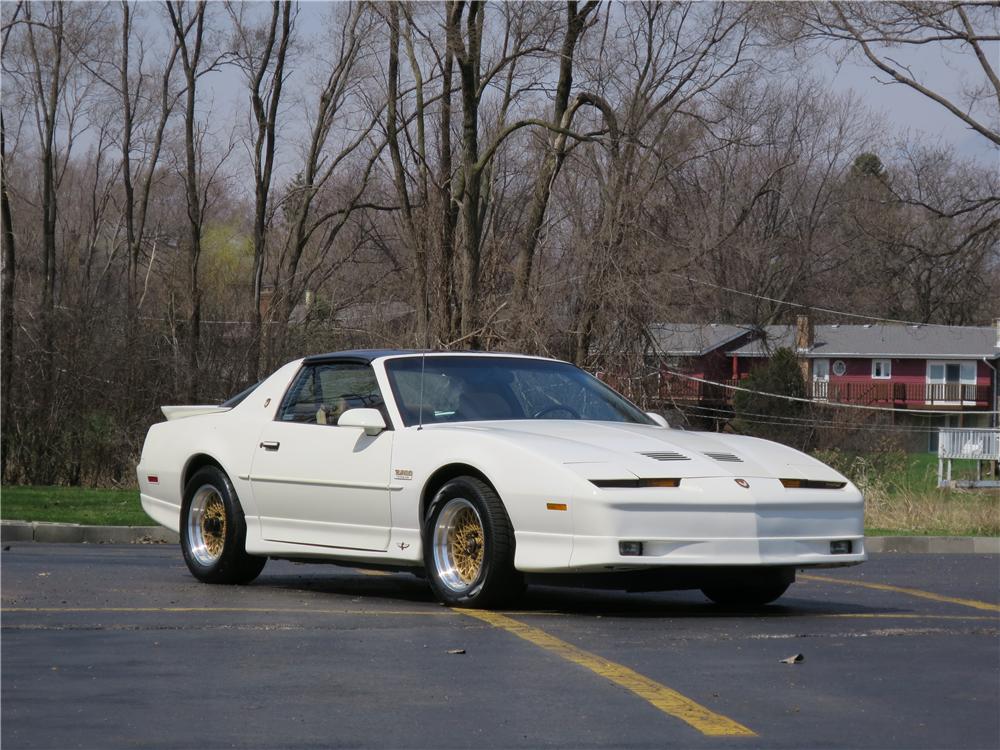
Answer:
[646,324,753,356]
[726,324,999,359]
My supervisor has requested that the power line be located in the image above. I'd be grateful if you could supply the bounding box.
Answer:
[660,270,976,329]
[684,411,941,435]
[678,403,944,434]
[660,369,1000,416]
[638,226,993,330]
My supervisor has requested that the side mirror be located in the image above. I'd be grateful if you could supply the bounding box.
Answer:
[338,408,386,436]
[646,412,669,428]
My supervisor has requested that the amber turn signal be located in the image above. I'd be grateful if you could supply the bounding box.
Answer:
[780,478,846,490]
[591,478,681,489]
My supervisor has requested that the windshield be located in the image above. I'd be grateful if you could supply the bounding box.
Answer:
[384,356,653,427]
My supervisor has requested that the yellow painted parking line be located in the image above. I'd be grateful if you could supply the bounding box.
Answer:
[5,606,991,622]
[820,613,995,621]
[801,574,1000,613]
[354,568,393,577]
[459,609,755,737]
[2,606,445,616]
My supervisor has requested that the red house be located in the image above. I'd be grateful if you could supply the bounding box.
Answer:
[651,318,1000,449]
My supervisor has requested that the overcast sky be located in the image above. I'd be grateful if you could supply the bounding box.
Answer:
[821,40,998,163]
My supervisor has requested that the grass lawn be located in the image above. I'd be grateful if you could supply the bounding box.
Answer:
[822,451,999,537]
[1,485,149,526]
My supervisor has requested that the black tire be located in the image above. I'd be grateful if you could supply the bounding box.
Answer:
[180,466,266,585]
[423,476,523,608]
[701,579,791,607]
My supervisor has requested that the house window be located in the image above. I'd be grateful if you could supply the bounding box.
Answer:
[832,360,847,377]
[812,359,829,381]
[926,360,978,404]
[872,359,891,379]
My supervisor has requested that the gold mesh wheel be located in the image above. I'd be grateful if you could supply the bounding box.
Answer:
[432,498,485,592]
[187,485,228,566]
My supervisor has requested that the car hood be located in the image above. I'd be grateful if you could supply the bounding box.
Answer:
[428,420,845,481]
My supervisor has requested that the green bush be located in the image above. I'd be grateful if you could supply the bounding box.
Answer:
[732,348,813,450]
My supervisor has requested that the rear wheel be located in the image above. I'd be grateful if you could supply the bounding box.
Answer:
[423,476,522,608]
[181,466,266,585]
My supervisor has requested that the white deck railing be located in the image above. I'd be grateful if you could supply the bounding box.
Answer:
[938,428,1000,460]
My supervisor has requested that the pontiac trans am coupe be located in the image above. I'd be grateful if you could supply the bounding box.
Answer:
[138,350,866,608]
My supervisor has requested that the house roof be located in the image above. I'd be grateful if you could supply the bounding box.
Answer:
[727,324,1000,359]
[646,324,752,357]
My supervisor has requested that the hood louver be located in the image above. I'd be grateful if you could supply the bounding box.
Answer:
[639,451,691,461]
[704,451,743,463]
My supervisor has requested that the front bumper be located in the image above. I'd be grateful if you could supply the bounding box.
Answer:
[515,476,866,573]
[566,534,866,571]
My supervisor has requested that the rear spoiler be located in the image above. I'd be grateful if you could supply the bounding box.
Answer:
[161,405,232,421]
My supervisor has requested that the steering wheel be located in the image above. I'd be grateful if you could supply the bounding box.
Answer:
[532,404,581,419]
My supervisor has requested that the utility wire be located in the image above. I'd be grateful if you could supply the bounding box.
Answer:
[638,226,994,330]
[678,403,946,434]
[660,369,1000,416]
[659,271,982,329]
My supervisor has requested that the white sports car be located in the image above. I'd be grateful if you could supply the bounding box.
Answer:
[138,350,865,608]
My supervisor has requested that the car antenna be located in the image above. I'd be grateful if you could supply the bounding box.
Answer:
[417,351,426,430]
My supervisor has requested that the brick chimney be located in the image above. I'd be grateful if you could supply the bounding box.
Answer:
[795,315,814,382]
[259,284,275,319]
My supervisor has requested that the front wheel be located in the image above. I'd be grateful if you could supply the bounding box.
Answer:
[180,466,266,585]
[423,476,523,608]
[701,578,791,607]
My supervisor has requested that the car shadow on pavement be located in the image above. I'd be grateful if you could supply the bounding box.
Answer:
[259,568,438,604]
[252,567,905,619]
[508,585,907,619]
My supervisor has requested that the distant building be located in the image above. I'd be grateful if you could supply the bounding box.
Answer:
[646,318,1000,451]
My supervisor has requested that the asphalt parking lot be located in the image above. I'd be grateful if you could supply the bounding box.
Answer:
[2,544,998,750]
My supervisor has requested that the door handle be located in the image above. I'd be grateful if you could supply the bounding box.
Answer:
[260,441,280,451]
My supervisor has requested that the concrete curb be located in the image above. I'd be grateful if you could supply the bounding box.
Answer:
[864,536,1000,554]
[1,520,996,552]
[1,521,178,545]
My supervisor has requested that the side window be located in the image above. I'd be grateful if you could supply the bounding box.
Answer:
[278,363,384,425]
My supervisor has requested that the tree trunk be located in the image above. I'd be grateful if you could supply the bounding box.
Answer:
[1,109,16,480]
[512,2,597,342]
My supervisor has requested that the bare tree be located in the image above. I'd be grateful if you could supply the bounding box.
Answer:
[0,108,17,477]
[165,0,230,400]
[778,2,1000,146]
[567,2,755,363]
[20,1,66,394]
[116,2,181,318]
[510,1,601,339]
[267,2,380,366]
[385,1,428,345]
[228,0,293,379]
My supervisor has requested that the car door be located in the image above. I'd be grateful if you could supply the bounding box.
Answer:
[249,361,393,551]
